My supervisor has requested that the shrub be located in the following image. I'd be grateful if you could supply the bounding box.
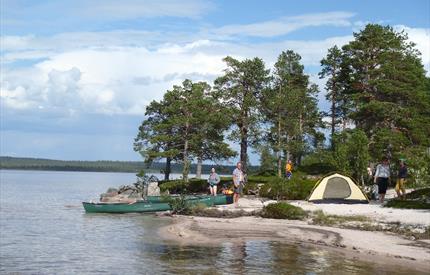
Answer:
[260,202,307,220]
[159,175,273,195]
[159,178,211,194]
[259,176,316,200]
[168,195,191,214]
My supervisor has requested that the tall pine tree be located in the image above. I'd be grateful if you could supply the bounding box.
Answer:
[214,56,270,172]
[341,24,430,159]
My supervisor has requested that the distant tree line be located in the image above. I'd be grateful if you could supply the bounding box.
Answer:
[135,24,430,185]
[0,156,251,175]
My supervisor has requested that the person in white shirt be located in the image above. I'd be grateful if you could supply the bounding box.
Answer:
[374,157,390,203]
[232,162,245,207]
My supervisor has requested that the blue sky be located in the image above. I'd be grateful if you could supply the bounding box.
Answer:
[1,0,429,164]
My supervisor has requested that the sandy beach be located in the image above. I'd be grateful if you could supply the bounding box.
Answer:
[159,196,430,272]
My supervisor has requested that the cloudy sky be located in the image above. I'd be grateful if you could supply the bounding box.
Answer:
[1,0,429,163]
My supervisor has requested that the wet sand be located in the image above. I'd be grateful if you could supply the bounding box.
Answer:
[159,196,430,273]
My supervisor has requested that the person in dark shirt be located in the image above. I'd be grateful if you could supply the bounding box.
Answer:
[395,160,408,199]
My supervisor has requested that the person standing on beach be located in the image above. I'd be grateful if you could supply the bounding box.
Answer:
[285,160,293,180]
[374,157,390,203]
[395,160,408,199]
[232,162,245,206]
[208,167,221,196]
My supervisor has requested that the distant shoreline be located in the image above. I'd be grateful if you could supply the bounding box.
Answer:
[0,156,250,174]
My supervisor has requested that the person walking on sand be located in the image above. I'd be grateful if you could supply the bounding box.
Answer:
[395,160,408,200]
[208,167,221,196]
[232,162,245,207]
[374,157,390,204]
[285,160,293,180]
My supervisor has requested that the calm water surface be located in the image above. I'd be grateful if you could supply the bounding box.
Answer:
[0,170,424,274]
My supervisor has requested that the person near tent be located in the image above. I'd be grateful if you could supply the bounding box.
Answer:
[285,160,293,180]
[207,167,221,196]
[232,162,245,207]
[374,157,390,203]
[395,160,408,199]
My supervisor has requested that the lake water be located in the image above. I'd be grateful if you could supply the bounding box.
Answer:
[0,170,423,274]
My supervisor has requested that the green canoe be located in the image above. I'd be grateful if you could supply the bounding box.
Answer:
[145,194,233,205]
[82,195,231,213]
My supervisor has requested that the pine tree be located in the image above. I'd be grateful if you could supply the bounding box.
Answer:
[214,56,270,172]
[135,79,235,182]
[319,46,350,148]
[263,51,322,169]
[134,99,180,180]
[340,24,430,159]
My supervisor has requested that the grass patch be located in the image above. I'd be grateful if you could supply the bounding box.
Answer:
[261,202,307,220]
[384,200,430,209]
[311,210,370,226]
[310,210,430,240]
[188,203,258,218]
[384,188,430,209]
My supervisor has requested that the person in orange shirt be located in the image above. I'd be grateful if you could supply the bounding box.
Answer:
[285,160,293,180]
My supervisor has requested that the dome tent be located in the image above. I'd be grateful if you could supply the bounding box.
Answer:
[308,173,369,204]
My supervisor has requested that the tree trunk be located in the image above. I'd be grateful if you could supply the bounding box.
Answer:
[277,117,282,177]
[240,124,248,173]
[164,157,171,180]
[330,69,337,151]
[182,119,190,183]
[196,158,203,179]
[298,113,303,165]
[331,88,336,151]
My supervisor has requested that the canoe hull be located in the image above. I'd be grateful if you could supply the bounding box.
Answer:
[145,194,233,205]
[82,201,171,213]
[82,195,232,213]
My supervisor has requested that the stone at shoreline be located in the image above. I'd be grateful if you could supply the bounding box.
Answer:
[147,182,160,196]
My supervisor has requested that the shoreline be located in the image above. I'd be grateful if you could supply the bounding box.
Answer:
[159,215,430,272]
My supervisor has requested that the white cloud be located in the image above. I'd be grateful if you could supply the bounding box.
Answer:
[213,12,355,38]
[2,21,428,119]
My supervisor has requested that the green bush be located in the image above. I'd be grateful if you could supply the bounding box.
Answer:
[168,195,191,214]
[259,176,316,200]
[261,202,307,220]
[159,175,274,194]
[159,178,233,194]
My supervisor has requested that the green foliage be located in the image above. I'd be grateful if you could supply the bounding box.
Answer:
[319,45,349,146]
[331,129,370,183]
[168,195,191,214]
[311,210,370,226]
[135,79,235,182]
[299,150,337,175]
[259,175,315,200]
[257,146,277,176]
[384,188,430,209]
[214,56,270,171]
[262,51,322,170]
[261,202,307,220]
[189,204,257,218]
[340,24,430,161]
[400,148,430,187]
[384,200,430,210]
